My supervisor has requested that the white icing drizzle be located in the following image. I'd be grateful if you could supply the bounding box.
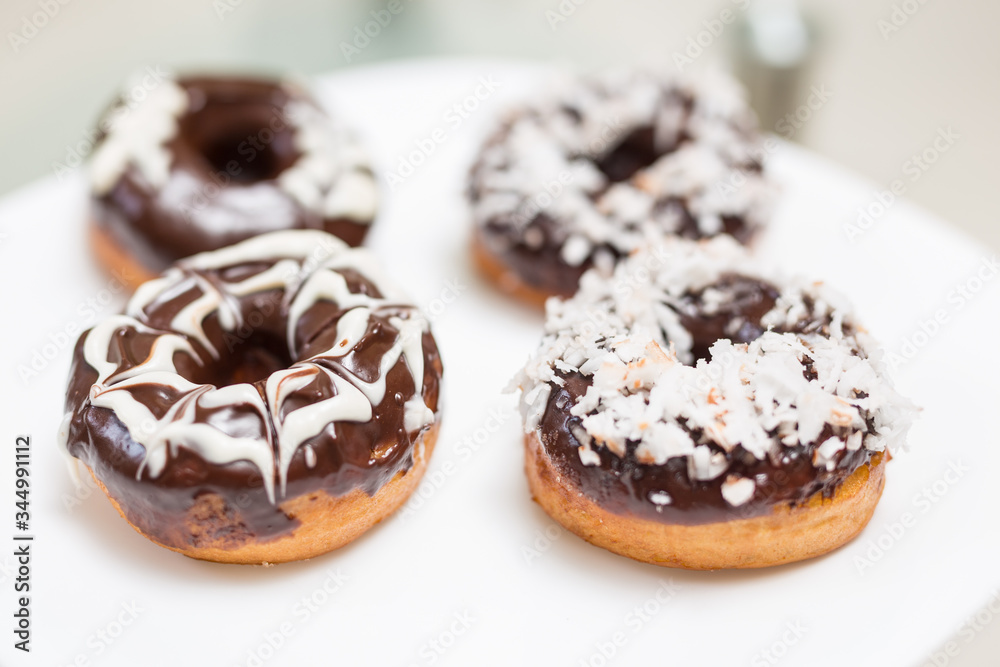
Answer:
[513,237,918,485]
[168,272,239,359]
[65,231,436,503]
[266,365,373,492]
[286,271,373,357]
[55,412,82,485]
[471,68,775,266]
[89,76,377,226]
[89,77,188,195]
[278,97,378,223]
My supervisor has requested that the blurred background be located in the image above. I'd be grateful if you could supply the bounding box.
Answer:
[0,0,997,250]
[1,2,997,663]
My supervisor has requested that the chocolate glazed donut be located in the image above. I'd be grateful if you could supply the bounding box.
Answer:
[514,237,917,569]
[89,74,378,288]
[469,68,776,305]
[59,231,442,564]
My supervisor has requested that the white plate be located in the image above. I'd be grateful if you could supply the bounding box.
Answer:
[1,59,997,667]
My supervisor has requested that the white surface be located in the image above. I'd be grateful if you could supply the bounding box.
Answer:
[0,59,996,667]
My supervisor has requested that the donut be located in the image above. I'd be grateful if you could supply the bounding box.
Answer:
[512,237,917,569]
[58,230,442,564]
[88,74,378,288]
[469,68,775,305]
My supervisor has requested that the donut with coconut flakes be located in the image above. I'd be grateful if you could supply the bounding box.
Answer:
[470,68,775,305]
[513,236,916,569]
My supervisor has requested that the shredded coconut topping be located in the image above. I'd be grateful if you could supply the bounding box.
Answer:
[470,68,775,267]
[513,237,917,503]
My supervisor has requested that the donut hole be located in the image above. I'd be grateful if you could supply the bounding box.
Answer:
[209,331,293,387]
[202,132,287,183]
[595,125,661,182]
[676,275,780,364]
[178,91,300,185]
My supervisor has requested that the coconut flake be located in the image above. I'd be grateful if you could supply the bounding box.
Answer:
[721,475,756,507]
[513,236,919,491]
[649,491,673,506]
[471,68,776,267]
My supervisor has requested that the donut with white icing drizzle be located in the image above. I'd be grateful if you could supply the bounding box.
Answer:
[59,230,441,564]
[469,68,775,305]
[89,74,379,288]
[513,237,917,569]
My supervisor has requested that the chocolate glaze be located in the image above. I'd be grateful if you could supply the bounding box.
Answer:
[91,76,373,274]
[676,274,781,361]
[470,94,762,299]
[63,254,442,548]
[537,276,877,525]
